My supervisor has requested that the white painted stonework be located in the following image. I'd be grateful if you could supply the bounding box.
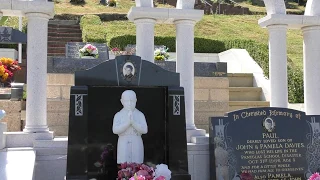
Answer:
[0,149,36,180]
[267,24,288,108]
[305,0,320,16]
[0,110,6,150]
[135,0,154,7]
[176,0,195,9]
[263,0,286,15]
[260,0,320,115]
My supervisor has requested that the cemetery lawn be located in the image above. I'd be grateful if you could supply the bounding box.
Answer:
[53,0,305,15]
[88,15,303,68]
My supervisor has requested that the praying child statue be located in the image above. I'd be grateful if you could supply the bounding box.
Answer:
[112,90,148,164]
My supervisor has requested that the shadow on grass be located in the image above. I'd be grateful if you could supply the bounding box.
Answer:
[69,0,86,6]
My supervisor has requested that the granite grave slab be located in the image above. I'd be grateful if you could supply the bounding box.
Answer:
[66,55,190,180]
[65,42,109,59]
[210,107,320,180]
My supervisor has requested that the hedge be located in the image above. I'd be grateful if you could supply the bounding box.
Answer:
[80,16,303,103]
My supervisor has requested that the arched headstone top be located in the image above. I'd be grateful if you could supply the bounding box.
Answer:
[263,0,286,15]
[305,0,320,16]
[74,55,180,87]
[135,0,153,7]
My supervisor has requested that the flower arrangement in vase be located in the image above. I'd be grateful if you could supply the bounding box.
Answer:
[154,47,169,61]
[111,47,135,57]
[117,162,171,180]
[79,44,99,58]
[309,172,320,180]
[0,57,21,86]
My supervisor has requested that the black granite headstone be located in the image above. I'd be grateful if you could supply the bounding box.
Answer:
[66,55,190,180]
[210,107,320,180]
[65,42,109,59]
[0,27,27,44]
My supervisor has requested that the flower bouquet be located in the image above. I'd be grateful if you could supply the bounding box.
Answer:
[309,172,320,180]
[117,162,171,180]
[154,47,169,61]
[0,57,21,86]
[79,44,99,58]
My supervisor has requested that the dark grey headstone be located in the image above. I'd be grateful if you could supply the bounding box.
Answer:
[0,27,27,44]
[210,107,320,180]
[74,55,180,86]
[67,55,190,180]
[65,42,109,59]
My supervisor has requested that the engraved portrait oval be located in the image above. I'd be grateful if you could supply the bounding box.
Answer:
[264,117,275,132]
[123,62,135,79]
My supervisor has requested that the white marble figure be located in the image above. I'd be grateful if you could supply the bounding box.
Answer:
[112,90,148,164]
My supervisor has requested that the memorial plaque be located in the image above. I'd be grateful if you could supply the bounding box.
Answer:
[210,107,320,180]
[66,42,109,59]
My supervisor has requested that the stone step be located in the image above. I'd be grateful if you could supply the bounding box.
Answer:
[33,138,68,148]
[229,87,262,101]
[48,20,79,26]
[48,28,82,33]
[48,36,82,42]
[48,49,66,54]
[48,32,82,37]
[228,73,253,87]
[48,41,67,47]
[48,47,65,51]
[48,53,65,57]
[48,24,80,29]
[229,101,270,112]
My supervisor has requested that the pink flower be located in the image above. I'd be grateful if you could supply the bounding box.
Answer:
[309,172,320,180]
[120,162,128,169]
[118,169,132,179]
[155,176,166,180]
[240,172,254,180]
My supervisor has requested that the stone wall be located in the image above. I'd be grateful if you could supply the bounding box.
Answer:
[194,77,229,132]
[0,100,23,131]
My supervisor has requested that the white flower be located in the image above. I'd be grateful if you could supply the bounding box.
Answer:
[154,164,171,180]
[92,49,98,55]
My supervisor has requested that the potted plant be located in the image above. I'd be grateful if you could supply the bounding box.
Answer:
[79,44,99,59]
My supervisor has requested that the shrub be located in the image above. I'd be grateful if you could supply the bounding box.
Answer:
[70,0,85,4]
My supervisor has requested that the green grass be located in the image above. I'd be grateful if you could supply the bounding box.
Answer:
[80,15,303,68]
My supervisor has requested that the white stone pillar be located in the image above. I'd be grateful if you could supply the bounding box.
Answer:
[302,26,320,115]
[175,19,205,142]
[175,19,195,129]
[24,13,50,132]
[0,110,6,149]
[135,19,155,62]
[267,24,288,108]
